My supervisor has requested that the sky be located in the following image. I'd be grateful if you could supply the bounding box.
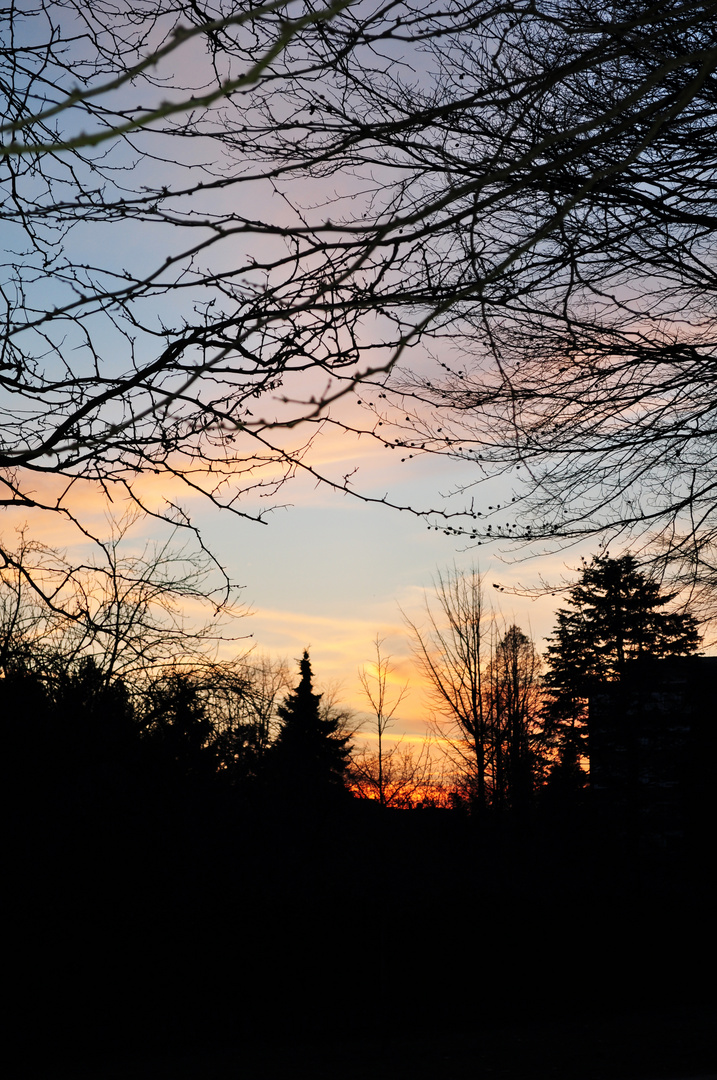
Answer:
[189,431,585,738]
[2,403,582,741]
[0,2,653,746]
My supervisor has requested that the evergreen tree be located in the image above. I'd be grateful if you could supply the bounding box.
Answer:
[269,651,352,805]
[543,554,701,770]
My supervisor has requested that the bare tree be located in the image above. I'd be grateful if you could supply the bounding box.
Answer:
[350,738,441,810]
[486,624,543,813]
[220,0,717,589]
[141,651,291,781]
[0,514,247,685]
[354,2,717,589]
[406,568,545,810]
[234,653,292,752]
[0,1,352,161]
[1,0,433,573]
[351,637,446,807]
[355,635,409,808]
[404,566,491,811]
[0,527,295,781]
[8,1,717,600]
[0,0,390,604]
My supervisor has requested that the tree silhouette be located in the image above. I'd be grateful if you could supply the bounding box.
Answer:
[0,0,408,599]
[142,671,215,780]
[405,569,542,811]
[543,554,701,770]
[347,2,717,582]
[356,635,410,808]
[488,625,543,814]
[13,2,717,600]
[405,567,491,812]
[269,650,352,806]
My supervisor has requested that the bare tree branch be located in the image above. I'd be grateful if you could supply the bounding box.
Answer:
[7,1,717,608]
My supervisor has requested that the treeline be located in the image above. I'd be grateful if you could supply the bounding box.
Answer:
[406,554,701,815]
[0,542,703,816]
[4,550,712,1074]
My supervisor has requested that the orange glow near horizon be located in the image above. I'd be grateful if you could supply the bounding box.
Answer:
[0,402,588,759]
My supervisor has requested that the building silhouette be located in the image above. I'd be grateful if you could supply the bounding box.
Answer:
[588,656,717,848]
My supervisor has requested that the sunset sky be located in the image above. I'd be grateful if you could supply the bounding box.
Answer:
[0,4,656,746]
[188,430,586,738]
[4,410,582,740]
[5,9,714,1072]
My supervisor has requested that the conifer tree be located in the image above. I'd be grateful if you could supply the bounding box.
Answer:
[269,651,352,805]
[543,555,701,769]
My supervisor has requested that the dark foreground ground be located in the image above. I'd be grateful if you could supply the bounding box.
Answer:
[7,794,716,1080]
[42,1006,717,1080]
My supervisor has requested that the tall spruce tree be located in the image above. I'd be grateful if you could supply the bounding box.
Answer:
[269,651,352,806]
[543,555,701,771]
